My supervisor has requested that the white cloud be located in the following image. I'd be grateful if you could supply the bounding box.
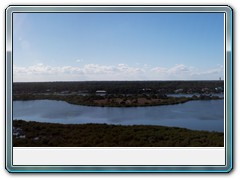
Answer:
[150,64,223,80]
[13,63,224,82]
[151,64,195,75]
[168,64,193,73]
[116,64,143,74]
[83,64,114,74]
[150,66,168,74]
[14,64,83,75]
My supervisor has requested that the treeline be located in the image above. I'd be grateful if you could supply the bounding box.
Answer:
[13,120,224,147]
[13,81,224,95]
[13,93,222,107]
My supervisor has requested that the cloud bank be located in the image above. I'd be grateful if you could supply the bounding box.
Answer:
[13,63,224,82]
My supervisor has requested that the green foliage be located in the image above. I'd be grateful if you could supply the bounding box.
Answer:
[13,120,224,147]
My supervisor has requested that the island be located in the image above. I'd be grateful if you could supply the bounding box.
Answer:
[13,93,223,107]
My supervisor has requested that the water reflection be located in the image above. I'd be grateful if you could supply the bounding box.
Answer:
[13,99,224,132]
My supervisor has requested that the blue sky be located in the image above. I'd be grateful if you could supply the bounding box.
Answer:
[13,13,224,82]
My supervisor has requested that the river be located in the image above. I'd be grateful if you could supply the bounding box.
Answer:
[13,99,224,132]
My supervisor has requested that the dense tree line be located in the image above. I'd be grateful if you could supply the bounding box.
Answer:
[13,120,224,147]
[13,81,224,95]
[13,93,222,107]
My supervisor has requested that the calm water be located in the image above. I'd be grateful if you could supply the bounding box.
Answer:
[13,99,224,132]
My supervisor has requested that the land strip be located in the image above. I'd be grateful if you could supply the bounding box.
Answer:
[13,120,224,147]
[13,93,222,107]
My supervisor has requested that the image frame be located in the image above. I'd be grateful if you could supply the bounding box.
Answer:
[5,5,233,173]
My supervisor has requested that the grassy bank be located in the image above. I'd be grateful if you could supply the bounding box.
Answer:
[13,120,224,147]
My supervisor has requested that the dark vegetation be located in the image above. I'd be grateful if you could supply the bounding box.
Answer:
[13,93,221,107]
[13,120,224,147]
[13,81,223,107]
[13,81,224,94]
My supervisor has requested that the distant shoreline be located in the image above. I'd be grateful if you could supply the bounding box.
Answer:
[13,94,223,107]
[13,80,224,107]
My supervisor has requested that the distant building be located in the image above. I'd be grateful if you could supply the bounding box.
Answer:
[95,90,107,96]
[174,89,183,93]
[215,87,224,93]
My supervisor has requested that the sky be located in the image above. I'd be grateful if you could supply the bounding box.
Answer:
[13,12,224,82]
